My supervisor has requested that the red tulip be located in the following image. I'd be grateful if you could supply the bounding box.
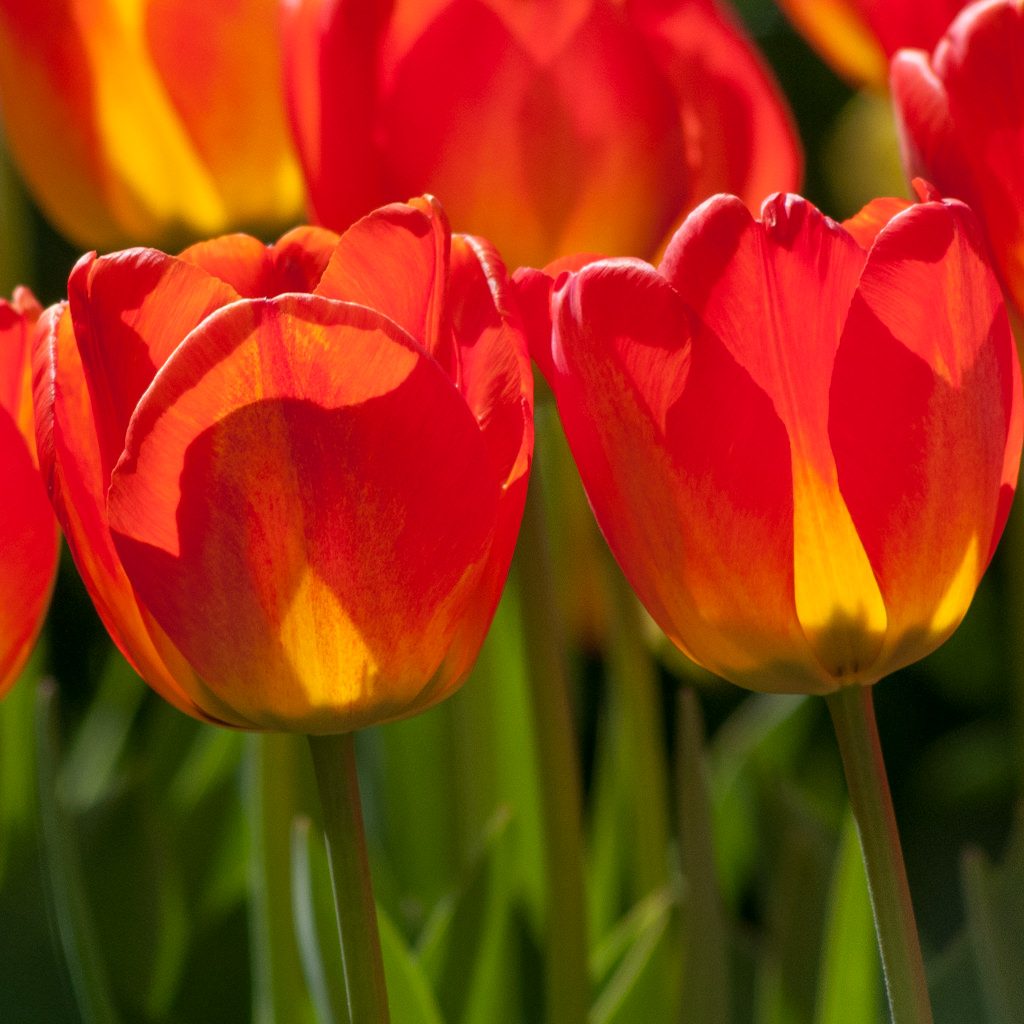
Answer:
[525,184,1022,694]
[1,288,58,697]
[0,0,303,248]
[282,0,801,268]
[774,0,969,87]
[891,0,1024,322]
[33,197,533,732]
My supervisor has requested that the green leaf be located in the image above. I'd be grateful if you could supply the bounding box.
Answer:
[590,887,676,1024]
[753,784,834,1024]
[58,652,145,812]
[0,647,42,883]
[708,694,815,910]
[379,906,446,1024]
[962,807,1024,1024]
[588,562,672,944]
[417,807,523,1024]
[291,815,344,1024]
[34,681,121,1024]
[677,690,730,1024]
[927,930,987,1024]
[814,810,883,1024]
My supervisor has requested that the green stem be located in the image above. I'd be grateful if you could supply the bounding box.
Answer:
[307,732,390,1024]
[515,454,590,1024]
[825,685,933,1024]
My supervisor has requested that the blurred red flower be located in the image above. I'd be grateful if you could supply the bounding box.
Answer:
[774,0,969,87]
[282,0,801,268]
[0,0,303,248]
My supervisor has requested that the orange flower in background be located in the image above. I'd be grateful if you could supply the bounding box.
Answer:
[525,185,1022,694]
[1,288,58,697]
[891,0,1024,320]
[33,197,533,732]
[282,0,802,269]
[774,0,969,87]
[0,0,303,249]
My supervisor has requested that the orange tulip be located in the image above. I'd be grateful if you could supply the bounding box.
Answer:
[1,288,58,697]
[524,184,1022,694]
[33,197,533,732]
[0,0,303,249]
[282,0,801,268]
[774,0,969,87]
[891,0,1024,321]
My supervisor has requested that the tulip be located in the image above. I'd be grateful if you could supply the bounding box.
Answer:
[33,197,533,732]
[1,288,58,697]
[282,0,801,269]
[891,0,1024,322]
[774,0,969,87]
[0,0,303,249]
[526,183,1022,694]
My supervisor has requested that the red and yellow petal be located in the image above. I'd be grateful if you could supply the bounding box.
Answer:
[775,0,968,88]
[0,409,58,697]
[316,197,454,372]
[143,0,304,229]
[893,1,1024,317]
[1,290,57,697]
[68,247,240,483]
[632,0,802,237]
[832,198,1020,677]
[281,0,390,231]
[108,294,503,732]
[379,2,687,267]
[550,258,833,691]
[32,303,222,721]
[178,226,340,298]
[665,193,890,683]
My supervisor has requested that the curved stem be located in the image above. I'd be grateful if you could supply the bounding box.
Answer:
[825,685,933,1024]
[307,732,390,1024]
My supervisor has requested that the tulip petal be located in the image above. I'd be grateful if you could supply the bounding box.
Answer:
[775,0,965,87]
[108,294,501,733]
[0,0,233,245]
[831,198,1019,675]
[68,247,240,485]
[31,304,232,724]
[550,258,836,691]
[178,226,340,297]
[841,196,914,250]
[432,233,535,695]
[665,193,888,683]
[316,197,455,375]
[0,409,57,697]
[630,0,803,224]
[281,0,391,229]
[144,0,304,226]
[893,2,1024,314]
[379,0,689,266]
[450,233,533,489]
[0,292,57,697]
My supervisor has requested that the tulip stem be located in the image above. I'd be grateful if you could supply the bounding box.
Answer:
[515,439,591,1024]
[307,732,390,1024]
[825,685,933,1024]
